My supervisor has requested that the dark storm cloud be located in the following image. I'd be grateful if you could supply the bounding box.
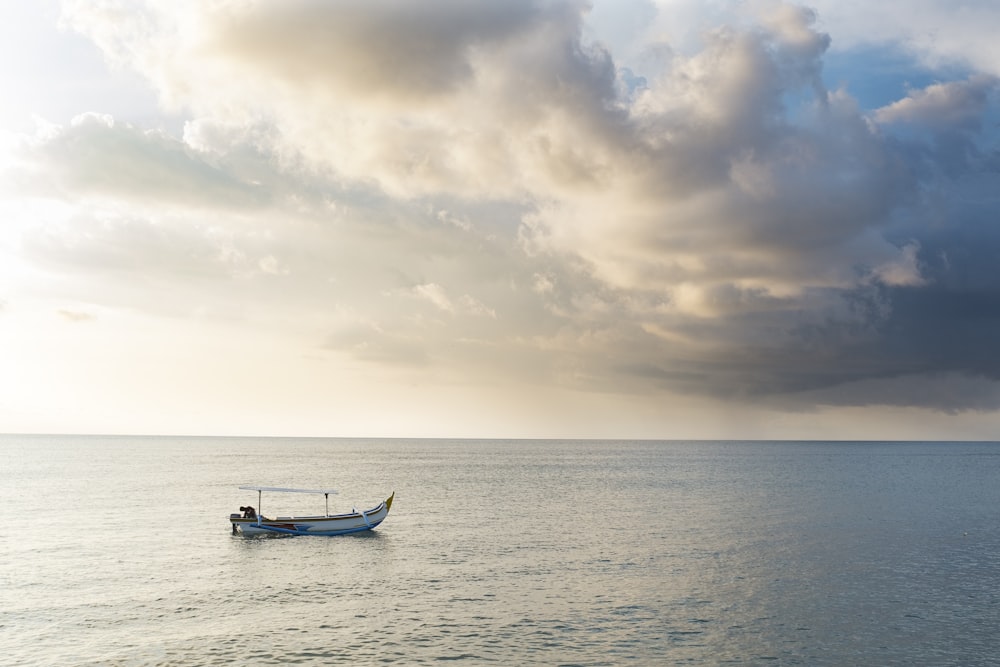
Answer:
[609,148,1000,411]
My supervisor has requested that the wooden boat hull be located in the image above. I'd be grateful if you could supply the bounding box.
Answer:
[230,492,394,536]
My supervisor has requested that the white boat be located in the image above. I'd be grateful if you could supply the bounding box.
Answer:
[230,486,394,536]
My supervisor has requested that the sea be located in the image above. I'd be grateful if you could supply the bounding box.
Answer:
[2,436,999,666]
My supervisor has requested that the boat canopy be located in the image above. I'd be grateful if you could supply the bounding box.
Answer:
[239,486,338,495]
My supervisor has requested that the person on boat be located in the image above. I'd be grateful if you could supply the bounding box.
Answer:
[240,505,257,519]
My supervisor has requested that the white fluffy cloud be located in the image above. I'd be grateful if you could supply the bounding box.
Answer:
[873,75,997,129]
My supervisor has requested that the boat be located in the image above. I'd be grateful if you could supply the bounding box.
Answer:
[230,486,394,536]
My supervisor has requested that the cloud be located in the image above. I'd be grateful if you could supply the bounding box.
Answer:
[413,283,455,313]
[202,0,557,102]
[869,242,926,287]
[8,112,269,209]
[4,0,995,423]
[57,309,95,323]
[873,75,998,130]
[61,0,623,200]
[805,0,1000,76]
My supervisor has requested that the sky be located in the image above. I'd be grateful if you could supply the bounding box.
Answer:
[1,0,999,439]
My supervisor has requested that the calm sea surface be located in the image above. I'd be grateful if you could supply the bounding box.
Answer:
[2,437,999,665]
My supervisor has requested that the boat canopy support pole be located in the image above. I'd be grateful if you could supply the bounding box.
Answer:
[257,489,262,526]
[325,493,330,517]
